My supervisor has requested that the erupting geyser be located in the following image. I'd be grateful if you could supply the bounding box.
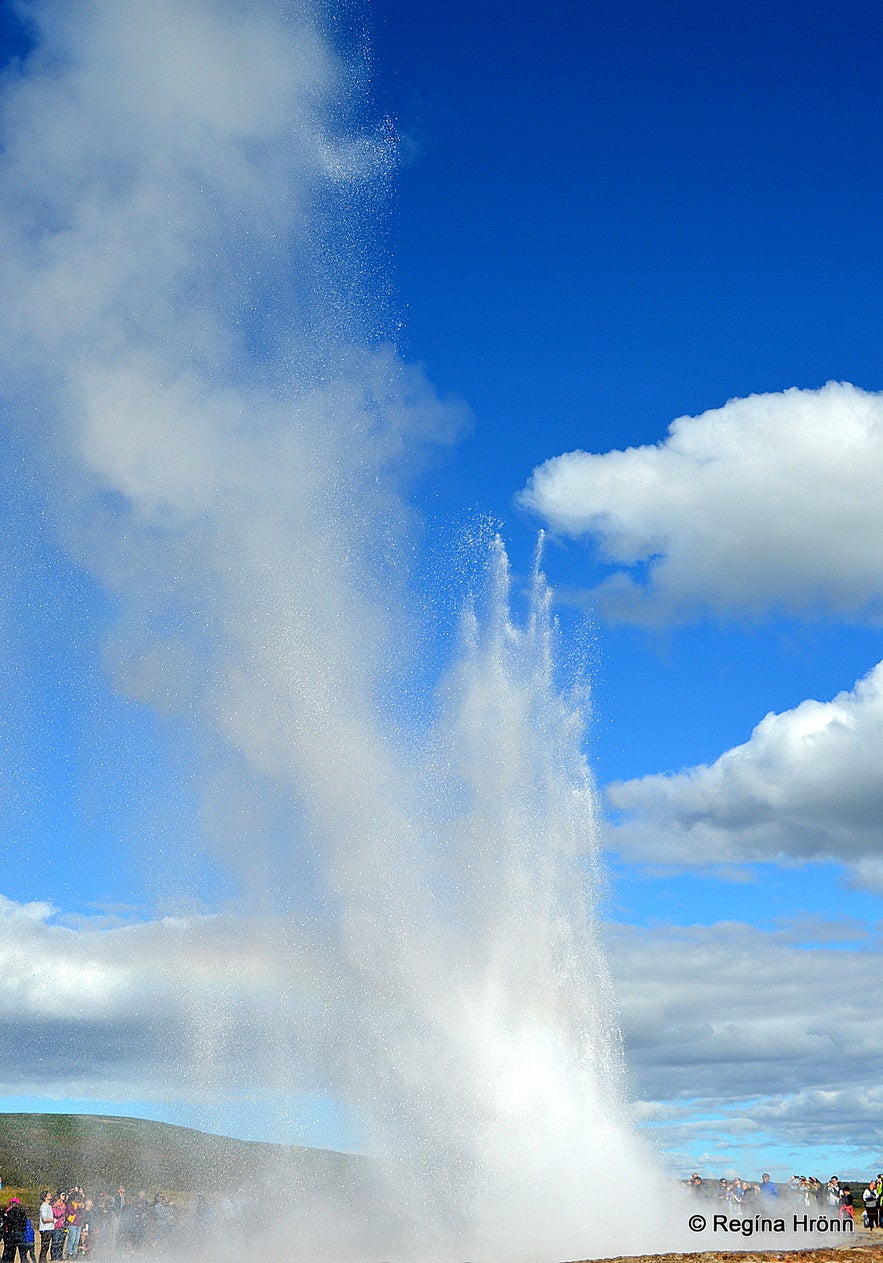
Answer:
[345,539,677,1261]
[0,1,684,1258]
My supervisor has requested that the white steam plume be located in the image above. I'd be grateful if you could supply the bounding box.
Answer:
[0,2,683,1258]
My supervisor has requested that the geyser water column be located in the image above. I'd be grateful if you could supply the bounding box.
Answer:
[0,1,682,1259]
[352,536,674,1262]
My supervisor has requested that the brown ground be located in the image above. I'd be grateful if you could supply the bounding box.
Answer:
[571,1245,883,1263]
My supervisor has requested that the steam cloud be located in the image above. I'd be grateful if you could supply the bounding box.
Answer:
[0,2,679,1259]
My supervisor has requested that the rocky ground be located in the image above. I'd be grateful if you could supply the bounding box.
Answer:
[574,1246,883,1263]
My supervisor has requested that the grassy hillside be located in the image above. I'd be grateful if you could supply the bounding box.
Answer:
[0,1113,362,1195]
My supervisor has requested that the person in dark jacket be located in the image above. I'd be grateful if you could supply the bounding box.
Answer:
[4,1197,29,1263]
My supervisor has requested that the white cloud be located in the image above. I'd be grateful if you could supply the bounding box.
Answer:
[520,382,883,625]
[0,895,337,1102]
[7,897,881,1176]
[610,920,883,1094]
[608,919,883,1170]
[605,658,883,882]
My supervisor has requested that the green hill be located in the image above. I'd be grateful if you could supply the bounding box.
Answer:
[0,1113,362,1196]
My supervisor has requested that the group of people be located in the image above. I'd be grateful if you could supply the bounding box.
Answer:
[857,1175,883,1228]
[684,1171,784,1210]
[785,1172,881,1224]
[1,1186,179,1261]
[685,1170,883,1226]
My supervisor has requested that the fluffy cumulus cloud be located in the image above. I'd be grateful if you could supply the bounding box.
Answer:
[605,659,883,885]
[520,382,883,625]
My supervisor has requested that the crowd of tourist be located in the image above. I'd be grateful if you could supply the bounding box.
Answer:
[0,1185,186,1260]
[683,1170,883,1226]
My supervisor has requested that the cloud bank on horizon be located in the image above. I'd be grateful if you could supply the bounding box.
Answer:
[4,891,883,1177]
[0,893,337,1109]
[609,916,883,1173]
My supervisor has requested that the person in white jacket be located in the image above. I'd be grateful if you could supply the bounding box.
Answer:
[37,1193,54,1263]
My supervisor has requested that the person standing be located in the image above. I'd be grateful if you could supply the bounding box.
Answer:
[37,1196,54,1263]
[111,1188,125,1250]
[760,1173,779,1201]
[862,1181,879,1230]
[22,1214,35,1263]
[827,1176,842,1210]
[130,1192,148,1253]
[50,1196,66,1261]
[839,1185,855,1223]
[4,1197,29,1263]
[91,1194,113,1257]
[63,1193,83,1261]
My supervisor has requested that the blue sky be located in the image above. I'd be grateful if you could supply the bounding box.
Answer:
[371,0,883,1182]
[370,0,883,779]
[1,0,883,1201]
